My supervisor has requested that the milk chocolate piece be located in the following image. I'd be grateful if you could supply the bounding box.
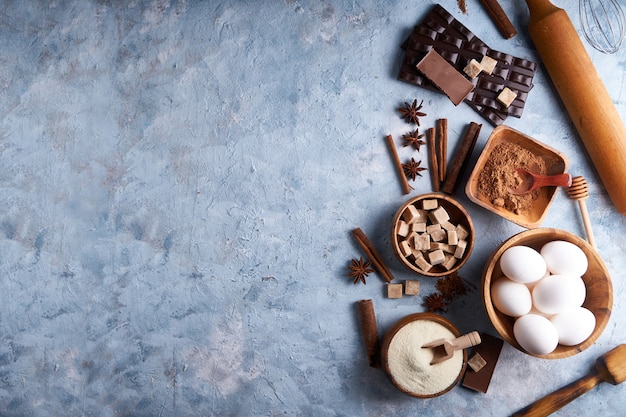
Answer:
[416,50,474,106]
[462,333,504,393]
[398,5,536,126]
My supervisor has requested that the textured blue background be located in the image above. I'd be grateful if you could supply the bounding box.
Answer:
[0,0,625,415]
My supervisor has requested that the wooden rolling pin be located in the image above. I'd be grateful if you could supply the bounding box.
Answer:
[512,344,626,417]
[525,0,626,215]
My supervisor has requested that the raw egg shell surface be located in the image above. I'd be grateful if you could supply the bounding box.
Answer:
[499,246,547,284]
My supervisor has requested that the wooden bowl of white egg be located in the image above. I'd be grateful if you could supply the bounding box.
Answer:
[482,228,613,359]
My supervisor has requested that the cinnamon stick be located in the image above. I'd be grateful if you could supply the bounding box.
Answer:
[427,127,439,192]
[478,0,517,39]
[385,134,411,195]
[357,299,380,368]
[352,228,394,283]
[441,122,482,195]
[437,118,448,184]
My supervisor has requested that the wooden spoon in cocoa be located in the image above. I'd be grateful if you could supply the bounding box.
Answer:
[510,168,572,195]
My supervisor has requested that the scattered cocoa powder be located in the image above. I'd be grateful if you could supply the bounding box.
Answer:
[476,142,547,214]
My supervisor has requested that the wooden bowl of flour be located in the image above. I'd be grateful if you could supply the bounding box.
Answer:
[380,313,467,398]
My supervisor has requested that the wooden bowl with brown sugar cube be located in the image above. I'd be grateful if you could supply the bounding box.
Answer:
[391,194,475,277]
[465,125,569,229]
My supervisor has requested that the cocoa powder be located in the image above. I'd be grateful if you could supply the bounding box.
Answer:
[476,142,547,214]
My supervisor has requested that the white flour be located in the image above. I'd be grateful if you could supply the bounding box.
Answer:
[387,319,463,396]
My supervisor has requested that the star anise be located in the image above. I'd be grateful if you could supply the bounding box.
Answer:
[422,293,449,313]
[398,99,427,125]
[402,158,427,181]
[402,129,426,151]
[348,257,374,285]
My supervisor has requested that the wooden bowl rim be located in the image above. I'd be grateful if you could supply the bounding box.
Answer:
[482,228,613,359]
[391,193,475,277]
[380,313,468,398]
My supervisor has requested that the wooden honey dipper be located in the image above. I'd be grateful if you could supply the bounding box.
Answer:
[567,176,596,248]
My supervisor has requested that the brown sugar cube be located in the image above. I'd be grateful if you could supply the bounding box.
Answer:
[441,221,456,231]
[443,243,456,254]
[497,87,517,108]
[455,224,470,240]
[411,248,424,259]
[430,229,447,242]
[415,234,431,251]
[447,230,459,245]
[480,55,498,75]
[442,254,458,270]
[454,239,468,259]
[402,205,418,223]
[399,239,412,257]
[468,352,487,372]
[411,222,427,233]
[430,242,450,252]
[396,220,409,237]
[463,58,483,79]
[404,280,420,295]
[428,206,450,224]
[426,224,442,234]
[422,199,438,210]
[387,283,403,298]
[403,205,427,223]
[428,249,446,265]
[415,256,433,272]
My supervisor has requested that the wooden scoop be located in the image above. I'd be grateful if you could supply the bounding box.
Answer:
[512,344,626,417]
[422,331,481,365]
[510,168,572,195]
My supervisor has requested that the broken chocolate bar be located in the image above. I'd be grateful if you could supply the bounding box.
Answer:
[398,5,537,126]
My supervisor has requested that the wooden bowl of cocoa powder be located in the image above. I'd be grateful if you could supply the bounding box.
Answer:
[465,126,569,229]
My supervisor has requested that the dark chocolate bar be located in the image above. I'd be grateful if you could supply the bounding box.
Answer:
[398,5,537,126]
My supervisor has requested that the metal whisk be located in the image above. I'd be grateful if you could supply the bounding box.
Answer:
[579,0,626,54]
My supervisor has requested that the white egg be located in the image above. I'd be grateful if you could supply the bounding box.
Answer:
[550,307,596,346]
[491,277,532,317]
[540,240,588,277]
[514,314,559,355]
[526,270,550,293]
[532,274,586,315]
[499,246,547,284]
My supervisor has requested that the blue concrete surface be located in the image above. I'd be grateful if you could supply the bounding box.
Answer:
[0,0,625,415]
